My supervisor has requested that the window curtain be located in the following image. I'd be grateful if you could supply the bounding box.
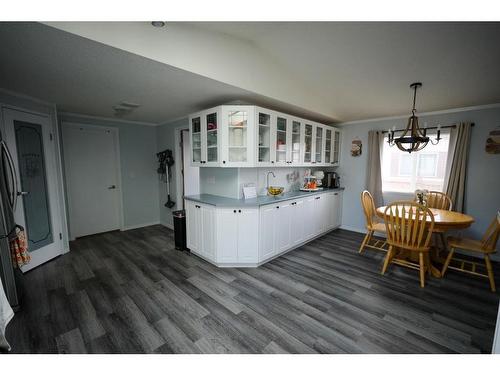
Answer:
[366,130,384,207]
[443,122,472,213]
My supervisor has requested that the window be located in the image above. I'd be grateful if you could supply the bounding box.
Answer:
[381,131,450,193]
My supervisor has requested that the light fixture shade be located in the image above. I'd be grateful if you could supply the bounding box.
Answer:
[395,115,429,153]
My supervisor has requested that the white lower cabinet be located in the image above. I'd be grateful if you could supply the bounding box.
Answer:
[216,208,259,264]
[186,201,216,261]
[276,202,293,253]
[186,190,342,267]
[259,204,278,262]
[290,199,305,246]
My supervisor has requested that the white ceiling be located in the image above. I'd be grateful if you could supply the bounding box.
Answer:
[0,22,332,124]
[2,22,500,124]
[193,22,500,121]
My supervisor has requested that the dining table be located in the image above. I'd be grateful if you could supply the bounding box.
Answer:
[375,205,475,278]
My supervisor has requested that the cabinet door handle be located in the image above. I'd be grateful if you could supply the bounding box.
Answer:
[271,161,275,164]
[195,205,201,208]
[334,193,338,195]
[238,209,241,213]
[223,161,226,164]
[315,197,320,200]
[276,206,280,209]
[233,209,237,213]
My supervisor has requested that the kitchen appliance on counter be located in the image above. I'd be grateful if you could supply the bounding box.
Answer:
[323,171,340,189]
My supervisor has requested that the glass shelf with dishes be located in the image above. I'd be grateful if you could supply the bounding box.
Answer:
[275,116,288,163]
[304,123,313,163]
[315,126,323,163]
[258,111,271,163]
[325,128,332,164]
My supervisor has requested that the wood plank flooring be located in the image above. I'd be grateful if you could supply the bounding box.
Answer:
[5,226,500,353]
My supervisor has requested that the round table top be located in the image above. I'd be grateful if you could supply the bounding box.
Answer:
[376,205,475,230]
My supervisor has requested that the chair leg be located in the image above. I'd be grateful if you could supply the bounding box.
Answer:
[359,231,372,254]
[484,254,496,292]
[381,246,394,275]
[419,252,425,288]
[426,252,432,276]
[441,247,455,277]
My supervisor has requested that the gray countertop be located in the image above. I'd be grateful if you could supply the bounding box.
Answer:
[185,188,344,207]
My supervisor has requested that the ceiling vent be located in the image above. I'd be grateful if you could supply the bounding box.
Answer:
[113,101,141,117]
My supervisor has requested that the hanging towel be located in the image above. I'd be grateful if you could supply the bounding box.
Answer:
[10,226,30,268]
[0,276,14,352]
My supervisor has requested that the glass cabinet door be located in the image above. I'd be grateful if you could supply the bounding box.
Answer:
[191,116,202,163]
[304,124,313,163]
[333,130,340,164]
[291,120,301,163]
[227,110,248,163]
[275,116,287,163]
[325,128,332,164]
[258,111,271,163]
[315,126,323,163]
[206,112,218,163]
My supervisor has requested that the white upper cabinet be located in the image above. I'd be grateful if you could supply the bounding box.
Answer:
[314,125,324,165]
[274,114,290,166]
[189,107,221,167]
[221,105,255,167]
[190,105,340,167]
[332,129,341,166]
[324,127,333,165]
[290,119,302,164]
[302,122,314,165]
[256,107,273,166]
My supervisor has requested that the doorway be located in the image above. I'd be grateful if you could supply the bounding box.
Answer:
[62,123,123,239]
[1,107,64,271]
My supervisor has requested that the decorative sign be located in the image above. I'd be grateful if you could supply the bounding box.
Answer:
[351,139,362,157]
[486,128,500,154]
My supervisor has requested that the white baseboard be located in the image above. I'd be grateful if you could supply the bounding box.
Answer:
[122,221,160,231]
[339,225,366,234]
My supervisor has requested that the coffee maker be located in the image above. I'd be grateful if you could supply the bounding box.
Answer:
[323,172,340,189]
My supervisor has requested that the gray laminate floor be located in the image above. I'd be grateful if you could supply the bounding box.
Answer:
[5,225,500,353]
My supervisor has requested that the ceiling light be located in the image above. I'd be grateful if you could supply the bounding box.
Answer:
[151,21,166,28]
[387,82,441,153]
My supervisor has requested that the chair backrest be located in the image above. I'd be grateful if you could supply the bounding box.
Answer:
[361,190,377,229]
[384,201,435,251]
[481,212,500,251]
[426,191,453,210]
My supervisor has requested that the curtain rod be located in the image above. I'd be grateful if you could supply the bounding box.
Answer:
[378,123,475,134]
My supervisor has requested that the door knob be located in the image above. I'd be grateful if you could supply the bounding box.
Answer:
[108,185,116,189]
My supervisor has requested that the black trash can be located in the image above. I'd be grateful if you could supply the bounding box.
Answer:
[172,210,187,251]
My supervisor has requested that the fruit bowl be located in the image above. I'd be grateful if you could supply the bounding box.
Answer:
[267,186,284,196]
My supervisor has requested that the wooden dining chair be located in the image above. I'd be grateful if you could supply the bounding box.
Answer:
[426,191,453,211]
[359,190,387,254]
[417,191,452,252]
[381,201,435,287]
[441,213,500,292]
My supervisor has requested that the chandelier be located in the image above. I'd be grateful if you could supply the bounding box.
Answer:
[387,82,441,153]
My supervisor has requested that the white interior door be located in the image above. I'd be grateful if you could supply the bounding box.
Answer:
[1,108,64,272]
[62,123,122,239]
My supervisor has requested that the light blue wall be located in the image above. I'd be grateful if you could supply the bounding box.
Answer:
[337,106,500,254]
[59,114,160,229]
[156,118,188,227]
